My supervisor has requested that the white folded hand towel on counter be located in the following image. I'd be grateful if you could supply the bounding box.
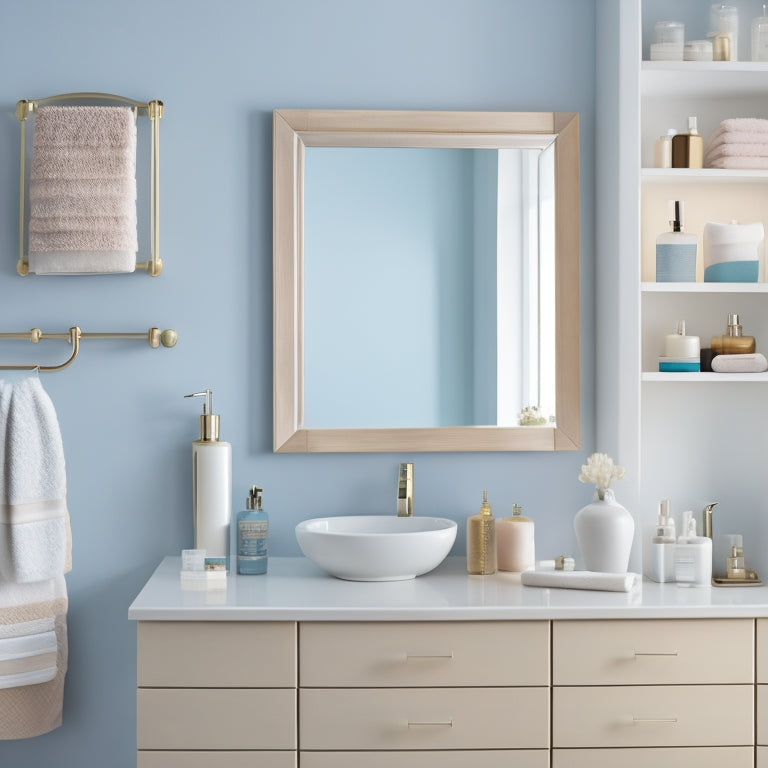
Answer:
[521,569,639,592]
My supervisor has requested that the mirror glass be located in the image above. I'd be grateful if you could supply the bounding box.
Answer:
[273,110,580,452]
[303,144,555,429]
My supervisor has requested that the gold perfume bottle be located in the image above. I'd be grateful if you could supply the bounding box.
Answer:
[467,490,497,575]
[710,313,756,354]
[671,116,704,169]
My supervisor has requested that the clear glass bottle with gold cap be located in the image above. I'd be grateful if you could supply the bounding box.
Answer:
[184,389,232,564]
[467,490,497,575]
[710,313,756,355]
[497,504,535,572]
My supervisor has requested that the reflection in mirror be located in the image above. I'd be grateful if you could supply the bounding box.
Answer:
[273,110,580,452]
[303,145,555,429]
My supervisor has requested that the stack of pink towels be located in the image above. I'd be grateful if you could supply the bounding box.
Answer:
[706,118,768,169]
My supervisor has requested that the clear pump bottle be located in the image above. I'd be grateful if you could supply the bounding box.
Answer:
[467,490,496,575]
[753,5,768,61]
[237,486,268,575]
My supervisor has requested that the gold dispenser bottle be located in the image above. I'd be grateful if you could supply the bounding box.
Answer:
[467,490,497,575]
[710,313,756,354]
[672,116,704,169]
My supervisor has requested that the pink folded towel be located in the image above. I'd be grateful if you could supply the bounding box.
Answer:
[29,105,138,274]
[707,156,768,170]
[718,118,768,133]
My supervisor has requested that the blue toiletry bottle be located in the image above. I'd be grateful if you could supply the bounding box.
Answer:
[237,486,268,575]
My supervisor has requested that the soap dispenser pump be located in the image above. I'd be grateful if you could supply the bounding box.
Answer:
[184,389,232,564]
[467,490,497,575]
[237,486,268,575]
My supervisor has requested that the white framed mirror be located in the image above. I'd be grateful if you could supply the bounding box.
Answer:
[273,110,580,452]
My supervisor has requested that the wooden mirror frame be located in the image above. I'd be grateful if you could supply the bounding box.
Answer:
[273,109,580,453]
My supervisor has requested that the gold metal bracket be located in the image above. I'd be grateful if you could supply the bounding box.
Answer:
[0,326,177,372]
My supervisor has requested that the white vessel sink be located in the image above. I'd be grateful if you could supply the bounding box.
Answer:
[295,515,457,581]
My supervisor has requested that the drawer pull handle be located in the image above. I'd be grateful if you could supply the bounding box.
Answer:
[407,720,453,728]
[633,651,678,657]
[406,653,454,660]
[632,717,678,724]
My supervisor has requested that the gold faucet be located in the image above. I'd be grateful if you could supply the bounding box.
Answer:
[702,502,719,539]
[397,463,414,517]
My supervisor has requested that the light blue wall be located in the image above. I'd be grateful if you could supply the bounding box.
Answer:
[0,0,595,764]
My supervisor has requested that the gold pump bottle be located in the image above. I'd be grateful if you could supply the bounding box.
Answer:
[672,116,704,169]
[467,490,497,575]
[711,313,756,354]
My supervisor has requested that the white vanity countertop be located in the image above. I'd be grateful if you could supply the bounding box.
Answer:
[128,556,768,621]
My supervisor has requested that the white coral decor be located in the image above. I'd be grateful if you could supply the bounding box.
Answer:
[578,452,625,499]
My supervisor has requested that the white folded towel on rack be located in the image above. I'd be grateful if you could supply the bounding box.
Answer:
[521,569,638,592]
[0,377,71,583]
[0,576,67,738]
[28,105,138,274]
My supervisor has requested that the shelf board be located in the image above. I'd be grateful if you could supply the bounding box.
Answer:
[641,282,768,293]
[643,371,768,382]
[642,60,768,98]
[642,168,768,183]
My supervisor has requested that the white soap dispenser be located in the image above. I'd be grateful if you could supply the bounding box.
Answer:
[184,389,232,564]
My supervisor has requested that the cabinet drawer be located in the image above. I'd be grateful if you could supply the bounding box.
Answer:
[760,746,768,768]
[301,751,548,768]
[300,687,549,750]
[553,619,753,685]
[553,685,753,747]
[553,747,754,768]
[137,688,296,750]
[758,618,768,683]
[138,752,296,768]
[758,684,768,744]
[137,621,296,687]
[300,621,549,687]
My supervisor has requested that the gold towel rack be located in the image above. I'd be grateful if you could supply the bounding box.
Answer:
[0,327,178,373]
[16,92,163,277]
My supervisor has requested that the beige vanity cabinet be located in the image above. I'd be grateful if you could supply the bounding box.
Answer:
[136,621,297,768]
[757,618,768,767]
[299,620,550,768]
[552,619,754,768]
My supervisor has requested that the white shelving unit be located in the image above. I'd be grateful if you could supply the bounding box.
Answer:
[600,0,768,578]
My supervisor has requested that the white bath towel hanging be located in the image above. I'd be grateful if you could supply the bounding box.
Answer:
[0,376,71,583]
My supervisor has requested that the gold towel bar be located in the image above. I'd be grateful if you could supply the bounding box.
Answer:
[0,327,177,373]
[16,92,163,277]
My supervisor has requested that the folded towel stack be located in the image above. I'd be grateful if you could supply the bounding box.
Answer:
[28,105,138,274]
[705,118,768,169]
[0,376,70,739]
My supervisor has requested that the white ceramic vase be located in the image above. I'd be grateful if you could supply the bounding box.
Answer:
[573,488,634,573]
